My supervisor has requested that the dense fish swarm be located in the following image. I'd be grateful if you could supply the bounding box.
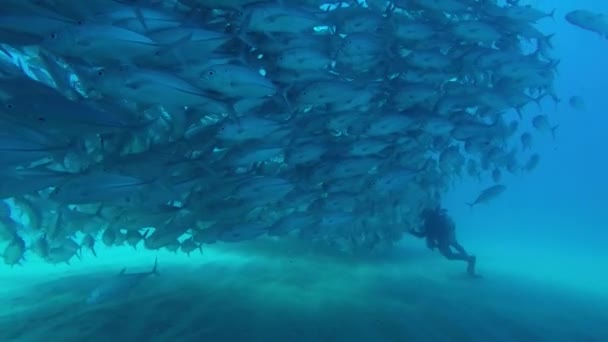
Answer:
[0,0,559,265]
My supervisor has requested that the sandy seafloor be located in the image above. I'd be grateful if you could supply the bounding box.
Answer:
[1,233,606,342]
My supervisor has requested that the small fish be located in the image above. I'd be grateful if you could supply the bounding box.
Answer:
[467,184,507,208]
[522,153,541,172]
[126,229,149,249]
[42,23,161,64]
[532,115,559,140]
[200,64,277,99]
[180,237,201,256]
[49,172,161,205]
[568,96,586,111]
[102,228,117,247]
[2,234,26,266]
[31,235,50,259]
[520,132,533,151]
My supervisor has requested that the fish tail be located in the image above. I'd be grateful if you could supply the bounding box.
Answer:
[529,94,543,110]
[542,33,555,49]
[94,204,105,218]
[551,125,559,140]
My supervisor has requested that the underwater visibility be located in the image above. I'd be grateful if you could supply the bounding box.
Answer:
[0,0,607,341]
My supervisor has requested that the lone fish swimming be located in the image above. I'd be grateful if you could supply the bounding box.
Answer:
[87,257,159,305]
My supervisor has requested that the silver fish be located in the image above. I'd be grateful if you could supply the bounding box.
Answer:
[87,257,159,305]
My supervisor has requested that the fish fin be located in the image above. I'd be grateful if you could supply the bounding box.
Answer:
[91,247,97,257]
[94,204,105,219]
[134,6,148,32]
[466,202,475,210]
[119,267,127,275]
[150,257,159,276]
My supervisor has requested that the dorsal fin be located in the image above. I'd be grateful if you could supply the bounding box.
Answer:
[119,267,127,275]
[150,257,159,276]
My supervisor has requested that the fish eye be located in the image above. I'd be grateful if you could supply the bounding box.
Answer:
[207,70,214,76]
[37,116,46,122]
[97,70,104,76]
[50,33,57,39]
[5,103,14,109]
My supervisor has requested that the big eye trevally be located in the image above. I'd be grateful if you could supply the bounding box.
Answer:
[86,257,159,305]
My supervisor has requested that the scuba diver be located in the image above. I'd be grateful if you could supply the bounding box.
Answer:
[409,205,477,277]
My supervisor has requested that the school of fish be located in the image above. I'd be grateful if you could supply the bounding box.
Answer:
[0,0,581,266]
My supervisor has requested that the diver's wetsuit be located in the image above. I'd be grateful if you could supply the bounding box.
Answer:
[411,207,476,275]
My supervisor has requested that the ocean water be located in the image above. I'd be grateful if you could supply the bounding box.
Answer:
[2,1,608,341]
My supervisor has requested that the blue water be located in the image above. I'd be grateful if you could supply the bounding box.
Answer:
[2,1,608,341]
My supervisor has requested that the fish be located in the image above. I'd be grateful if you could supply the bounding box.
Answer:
[48,173,164,205]
[31,234,50,259]
[180,237,202,256]
[522,153,541,172]
[41,23,162,64]
[2,234,25,265]
[520,132,533,151]
[102,228,117,247]
[568,96,586,111]
[532,115,559,140]
[86,257,159,305]
[467,185,507,209]
[565,10,608,38]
